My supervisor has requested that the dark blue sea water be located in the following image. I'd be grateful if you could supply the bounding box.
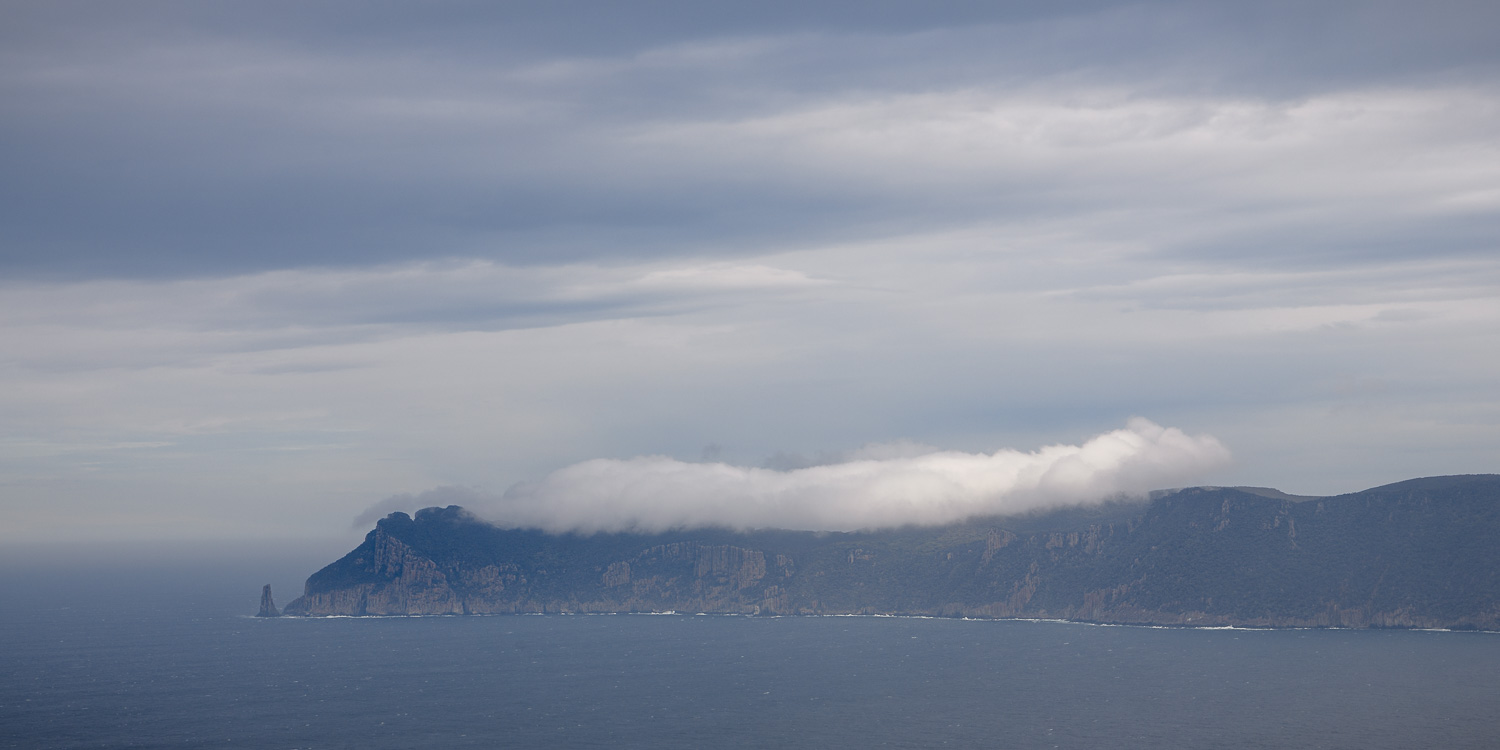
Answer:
[4,549,1500,749]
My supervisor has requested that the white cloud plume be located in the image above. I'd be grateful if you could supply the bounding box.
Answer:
[475,419,1230,533]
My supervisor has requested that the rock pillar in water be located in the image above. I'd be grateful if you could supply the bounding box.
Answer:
[257,584,281,617]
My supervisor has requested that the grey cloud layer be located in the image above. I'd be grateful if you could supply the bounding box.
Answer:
[3,219,1498,540]
[2,1,1498,541]
[2,1,1497,277]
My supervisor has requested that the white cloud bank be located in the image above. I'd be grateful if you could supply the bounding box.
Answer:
[474,419,1230,533]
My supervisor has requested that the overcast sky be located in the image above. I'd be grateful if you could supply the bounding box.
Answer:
[3,1,1498,541]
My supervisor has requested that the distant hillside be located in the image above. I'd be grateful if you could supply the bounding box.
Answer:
[281,474,1500,629]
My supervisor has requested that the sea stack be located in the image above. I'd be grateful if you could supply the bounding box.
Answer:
[257,584,281,617]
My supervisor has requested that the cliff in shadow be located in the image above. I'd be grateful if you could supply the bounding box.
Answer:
[281,474,1500,629]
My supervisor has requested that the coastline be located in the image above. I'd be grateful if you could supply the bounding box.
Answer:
[247,610,1500,634]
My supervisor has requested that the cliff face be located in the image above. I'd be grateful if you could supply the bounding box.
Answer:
[288,529,468,615]
[281,474,1500,629]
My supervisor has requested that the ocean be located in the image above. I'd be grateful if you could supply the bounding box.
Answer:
[4,549,1499,749]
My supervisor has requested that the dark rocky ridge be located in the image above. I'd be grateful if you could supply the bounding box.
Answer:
[281,474,1500,629]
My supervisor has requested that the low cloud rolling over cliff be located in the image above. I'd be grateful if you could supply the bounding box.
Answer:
[466,419,1229,533]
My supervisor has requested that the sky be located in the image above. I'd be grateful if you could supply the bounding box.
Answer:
[2,0,1498,541]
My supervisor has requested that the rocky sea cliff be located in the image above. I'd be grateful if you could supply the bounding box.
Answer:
[278,474,1500,629]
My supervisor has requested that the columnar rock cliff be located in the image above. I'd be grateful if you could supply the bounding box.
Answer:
[257,584,280,617]
[281,474,1500,629]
